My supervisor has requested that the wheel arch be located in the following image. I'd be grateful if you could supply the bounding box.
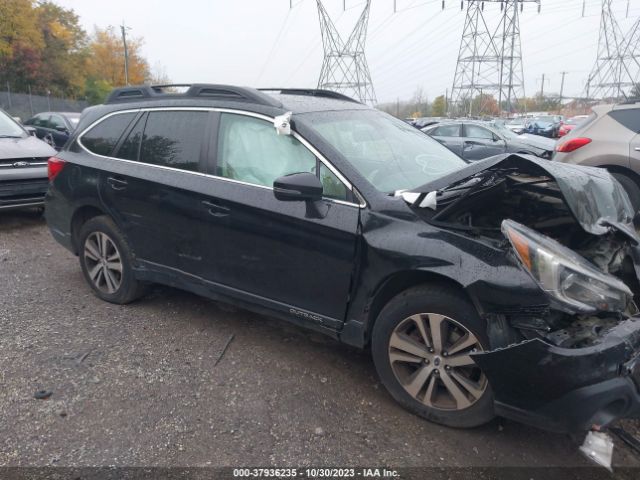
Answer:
[70,205,106,254]
[364,270,476,346]
[600,164,640,188]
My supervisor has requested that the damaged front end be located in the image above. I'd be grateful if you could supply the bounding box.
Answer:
[403,154,640,432]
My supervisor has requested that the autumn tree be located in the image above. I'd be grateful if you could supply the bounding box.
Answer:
[35,1,88,96]
[0,0,45,90]
[86,26,149,88]
[431,95,446,116]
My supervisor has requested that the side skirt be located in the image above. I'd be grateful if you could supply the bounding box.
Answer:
[133,260,343,339]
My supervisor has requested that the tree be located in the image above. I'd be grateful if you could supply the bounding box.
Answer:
[431,95,446,116]
[471,93,499,117]
[35,1,88,96]
[87,26,150,87]
[84,77,112,104]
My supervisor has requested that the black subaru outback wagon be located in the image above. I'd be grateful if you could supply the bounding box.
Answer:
[46,84,640,433]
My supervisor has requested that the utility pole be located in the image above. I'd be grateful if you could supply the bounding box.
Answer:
[559,71,568,104]
[316,0,376,105]
[540,73,545,97]
[450,1,541,117]
[120,22,130,86]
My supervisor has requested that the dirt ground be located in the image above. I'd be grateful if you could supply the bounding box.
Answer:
[1,210,639,473]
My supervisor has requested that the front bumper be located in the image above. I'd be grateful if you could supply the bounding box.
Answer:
[472,317,640,433]
[0,178,48,210]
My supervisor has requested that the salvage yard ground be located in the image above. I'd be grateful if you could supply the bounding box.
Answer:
[1,210,640,470]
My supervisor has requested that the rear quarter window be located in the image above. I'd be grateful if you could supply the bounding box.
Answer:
[608,109,640,133]
[81,113,136,156]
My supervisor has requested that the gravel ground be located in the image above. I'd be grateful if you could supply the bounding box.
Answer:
[1,210,640,471]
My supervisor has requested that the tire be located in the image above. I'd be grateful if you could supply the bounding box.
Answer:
[611,172,640,213]
[371,284,495,428]
[77,215,147,304]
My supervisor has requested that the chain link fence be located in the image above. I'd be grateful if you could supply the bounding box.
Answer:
[0,89,88,122]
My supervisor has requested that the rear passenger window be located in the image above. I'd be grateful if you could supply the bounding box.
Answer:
[116,115,145,161]
[82,113,136,156]
[608,109,640,133]
[139,111,206,172]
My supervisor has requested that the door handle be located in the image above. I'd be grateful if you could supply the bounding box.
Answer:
[202,200,230,217]
[635,147,640,152]
[107,176,128,190]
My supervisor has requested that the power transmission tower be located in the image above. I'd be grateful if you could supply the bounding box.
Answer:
[585,0,640,101]
[316,0,377,105]
[449,0,540,117]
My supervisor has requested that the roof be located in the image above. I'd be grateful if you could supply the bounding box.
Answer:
[103,84,368,114]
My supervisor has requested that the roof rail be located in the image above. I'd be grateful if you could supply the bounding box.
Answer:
[105,84,283,107]
[259,88,362,104]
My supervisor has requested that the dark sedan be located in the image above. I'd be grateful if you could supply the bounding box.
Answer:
[422,120,556,161]
[24,111,81,150]
[523,115,562,138]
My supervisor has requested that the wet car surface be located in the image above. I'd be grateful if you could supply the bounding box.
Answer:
[2,210,640,470]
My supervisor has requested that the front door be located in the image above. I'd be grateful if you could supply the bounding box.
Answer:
[199,112,360,323]
[462,124,507,161]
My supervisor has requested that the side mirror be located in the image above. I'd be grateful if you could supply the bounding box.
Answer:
[274,172,323,202]
[25,126,37,136]
[54,125,68,133]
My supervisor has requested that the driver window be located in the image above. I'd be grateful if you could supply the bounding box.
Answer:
[465,124,494,140]
[49,115,66,129]
[217,113,350,201]
[432,124,460,137]
[217,113,316,188]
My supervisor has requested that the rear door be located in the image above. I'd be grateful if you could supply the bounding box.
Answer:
[98,109,212,273]
[608,107,640,173]
[199,112,360,323]
[462,124,507,161]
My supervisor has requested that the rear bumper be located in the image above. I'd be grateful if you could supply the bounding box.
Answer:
[473,318,640,433]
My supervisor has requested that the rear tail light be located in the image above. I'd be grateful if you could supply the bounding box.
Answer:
[47,157,67,181]
[555,137,592,153]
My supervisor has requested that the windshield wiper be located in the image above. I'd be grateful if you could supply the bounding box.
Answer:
[0,135,22,138]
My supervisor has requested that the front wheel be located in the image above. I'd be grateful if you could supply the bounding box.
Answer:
[371,284,494,428]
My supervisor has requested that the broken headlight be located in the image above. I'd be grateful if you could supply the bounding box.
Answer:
[502,219,632,313]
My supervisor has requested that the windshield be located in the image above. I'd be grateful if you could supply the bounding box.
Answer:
[0,110,26,138]
[490,123,520,140]
[302,109,467,193]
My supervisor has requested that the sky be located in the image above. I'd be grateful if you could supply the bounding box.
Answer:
[55,0,640,104]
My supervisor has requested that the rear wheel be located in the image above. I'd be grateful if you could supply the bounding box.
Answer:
[78,216,147,304]
[611,172,640,212]
[372,284,494,428]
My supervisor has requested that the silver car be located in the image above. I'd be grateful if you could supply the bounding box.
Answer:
[422,120,556,161]
[554,102,640,210]
[0,108,56,211]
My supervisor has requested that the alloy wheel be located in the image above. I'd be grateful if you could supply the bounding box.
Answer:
[388,313,487,411]
[83,232,123,294]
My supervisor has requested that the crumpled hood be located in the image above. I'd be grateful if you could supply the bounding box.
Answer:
[516,133,556,151]
[407,154,636,236]
[0,135,56,160]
